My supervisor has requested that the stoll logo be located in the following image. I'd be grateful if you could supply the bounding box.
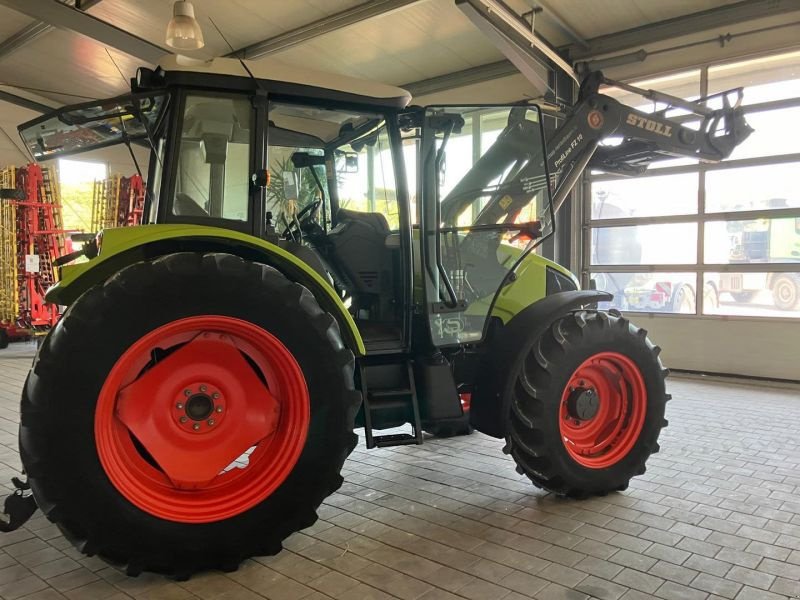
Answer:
[626,113,673,137]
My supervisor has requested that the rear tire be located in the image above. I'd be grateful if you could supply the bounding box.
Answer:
[506,311,667,497]
[0,329,8,349]
[20,252,360,577]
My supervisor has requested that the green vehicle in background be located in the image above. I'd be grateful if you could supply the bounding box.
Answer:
[720,210,800,310]
[4,51,750,576]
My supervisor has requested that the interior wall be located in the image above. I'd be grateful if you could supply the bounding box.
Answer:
[634,315,799,382]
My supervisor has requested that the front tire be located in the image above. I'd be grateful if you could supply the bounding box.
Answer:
[20,252,360,577]
[506,311,668,497]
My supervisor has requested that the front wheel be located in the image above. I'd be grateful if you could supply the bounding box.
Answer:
[21,253,360,577]
[506,311,668,497]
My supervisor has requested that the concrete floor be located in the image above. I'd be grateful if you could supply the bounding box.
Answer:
[0,342,799,600]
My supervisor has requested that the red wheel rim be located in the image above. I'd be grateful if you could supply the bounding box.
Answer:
[95,316,310,523]
[559,352,647,469]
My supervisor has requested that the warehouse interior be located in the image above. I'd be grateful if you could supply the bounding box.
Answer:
[0,0,798,599]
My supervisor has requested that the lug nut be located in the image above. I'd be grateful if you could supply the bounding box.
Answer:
[176,402,184,409]
[212,392,220,399]
[180,416,188,423]
[207,419,215,426]
[199,385,207,393]
[193,423,201,431]
[216,406,223,413]
[184,389,192,396]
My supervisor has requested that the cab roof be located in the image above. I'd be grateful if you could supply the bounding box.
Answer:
[158,55,412,109]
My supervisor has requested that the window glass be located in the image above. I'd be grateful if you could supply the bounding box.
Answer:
[705,218,800,264]
[591,223,697,265]
[424,105,550,345]
[335,125,399,230]
[172,95,251,221]
[708,51,800,105]
[591,272,698,314]
[705,163,800,213]
[727,106,800,160]
[592,173,698,219]
[705,272,800,318]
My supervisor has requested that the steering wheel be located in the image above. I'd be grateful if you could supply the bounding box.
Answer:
[281,199,322,240]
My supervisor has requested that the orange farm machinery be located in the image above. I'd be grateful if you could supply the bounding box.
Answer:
[0,164,67,347]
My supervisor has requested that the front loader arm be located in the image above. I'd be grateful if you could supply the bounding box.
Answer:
[547,71,753,210]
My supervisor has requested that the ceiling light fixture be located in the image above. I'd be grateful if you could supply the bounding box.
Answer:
[166,1,205,51]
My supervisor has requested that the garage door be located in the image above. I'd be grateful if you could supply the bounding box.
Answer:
[584,50,800,381]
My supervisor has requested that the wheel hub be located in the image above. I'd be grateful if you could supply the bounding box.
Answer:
[566,387,599,421]
[173,384,226,433]
[559,352,648,469]
[186,394,213,420]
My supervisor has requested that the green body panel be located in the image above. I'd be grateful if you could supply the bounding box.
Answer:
[422,235,578,324]
[47,224,366,355]
[489,246,579,323]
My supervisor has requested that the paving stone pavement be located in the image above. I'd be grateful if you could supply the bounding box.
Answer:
[0,341,799,600]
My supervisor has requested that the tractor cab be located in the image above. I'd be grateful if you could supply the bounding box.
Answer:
[20,55,559,355]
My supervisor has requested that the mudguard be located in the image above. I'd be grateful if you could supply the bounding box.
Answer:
[46,224,366,356]
[470,290,612,437]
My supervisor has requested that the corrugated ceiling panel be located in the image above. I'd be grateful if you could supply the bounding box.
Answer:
[88,0,364,57]
[0,7,35,41]
[0,29,139,103]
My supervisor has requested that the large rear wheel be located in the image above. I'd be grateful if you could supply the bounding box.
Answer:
[20,253,360,577]
[506,311,668,497]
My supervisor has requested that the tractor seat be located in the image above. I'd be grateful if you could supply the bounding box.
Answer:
[335,208,390,236]
[326,208,397,319]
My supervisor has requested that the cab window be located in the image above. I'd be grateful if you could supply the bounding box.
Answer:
[172,94,252,221]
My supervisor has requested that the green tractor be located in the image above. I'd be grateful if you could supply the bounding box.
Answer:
[7,52,750,576]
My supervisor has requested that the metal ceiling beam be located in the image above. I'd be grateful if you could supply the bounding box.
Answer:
[0,0,103,60]
[529,0,588,50]
[405,60,517,96]
[567,0,800,60]
[0,89,55,113]
[0,0,168,63]
[228,0,427,60]
[405,0,800,96]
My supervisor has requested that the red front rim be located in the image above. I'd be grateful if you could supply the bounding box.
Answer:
[559,352,647,469]
[95,316,310,523]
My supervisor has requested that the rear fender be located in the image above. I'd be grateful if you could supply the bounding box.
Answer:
[470,290,612,438]
[47,225,366,355]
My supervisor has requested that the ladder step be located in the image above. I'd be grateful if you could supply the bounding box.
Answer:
[368,388,412,399]
[366,397,411,411]
[373,433,420,448]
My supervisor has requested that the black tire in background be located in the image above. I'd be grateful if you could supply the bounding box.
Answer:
[20,252,360,578]
[771,274,800,311]
[0,328,8,349]
[506,310,668,497]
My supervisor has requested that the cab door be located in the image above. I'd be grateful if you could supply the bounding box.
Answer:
[418,105,553,347]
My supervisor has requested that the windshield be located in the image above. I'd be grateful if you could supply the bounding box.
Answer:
[19,93,168,160]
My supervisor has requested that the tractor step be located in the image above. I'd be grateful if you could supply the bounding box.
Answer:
[373,433,419,447]
[360,360,422,449]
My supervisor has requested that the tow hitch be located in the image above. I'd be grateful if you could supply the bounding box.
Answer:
[0,476,37,532]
